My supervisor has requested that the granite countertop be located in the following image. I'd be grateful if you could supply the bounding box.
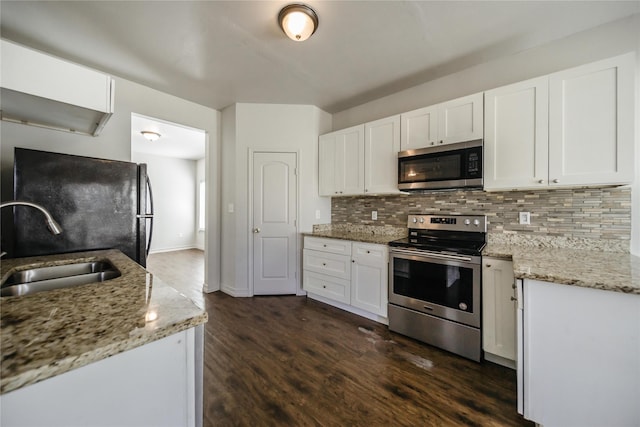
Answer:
[304,224,407,245]
[483,243,640,295]
[0,249,208,394]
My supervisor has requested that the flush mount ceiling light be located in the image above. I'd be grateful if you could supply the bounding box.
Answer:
[140,130,161,141]
[278,4,318,42]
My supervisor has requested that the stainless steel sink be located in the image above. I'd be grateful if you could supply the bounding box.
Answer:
[1,260,121,297]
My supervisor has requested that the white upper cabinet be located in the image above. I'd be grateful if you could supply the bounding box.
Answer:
[1,39,115,136]
[485,53,635,191]
[319,124,365,196]
[400,105,438,150]
[364,115,401,194]
[484,77,549,190]
[548,54,635,187]
[437,93,484,145]
[400,93,483,151]
[319,115,401,197]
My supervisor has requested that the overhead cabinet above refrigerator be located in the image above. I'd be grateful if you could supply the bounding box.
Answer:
[0,39,115,136]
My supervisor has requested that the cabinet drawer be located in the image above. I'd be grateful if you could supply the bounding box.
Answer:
[303,270,350,304]
[304,236,351,256]
[303,249,351,280]
[352,242,387,266]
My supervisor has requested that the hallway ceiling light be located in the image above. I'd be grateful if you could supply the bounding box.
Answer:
[278,4,318,42]
[141,130,161,141]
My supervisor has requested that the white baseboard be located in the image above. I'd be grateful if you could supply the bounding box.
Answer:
[221,284,252,297]
[148,245,199,255]
[484,352,516,370]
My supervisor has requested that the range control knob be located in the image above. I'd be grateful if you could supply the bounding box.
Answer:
[412,217,418,223]
[419,217,425,223]
[473,219,480,227]
[464,219,471,226]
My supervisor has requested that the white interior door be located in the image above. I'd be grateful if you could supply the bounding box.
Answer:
[252,152,297,295]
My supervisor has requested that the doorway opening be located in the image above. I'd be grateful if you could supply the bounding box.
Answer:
[130,113,208,296]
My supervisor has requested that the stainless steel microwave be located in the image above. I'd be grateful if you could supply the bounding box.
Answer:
[397,139,483,191]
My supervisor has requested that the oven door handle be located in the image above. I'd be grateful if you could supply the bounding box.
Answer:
[390,248,474,263]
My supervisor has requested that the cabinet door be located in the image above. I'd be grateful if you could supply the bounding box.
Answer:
[400,105,438,150]
[318,125,364,196]
[364,115,401,195]
[484,77,549,191]
[318,133,337,196]
[339,125,365,195]
[437,92,484,145]
[482,258,516,363]
[351,243,388,317]
[548,53,634,187]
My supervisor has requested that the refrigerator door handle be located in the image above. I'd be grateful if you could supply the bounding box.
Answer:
[145,175,154,256]
[136,214,154,218]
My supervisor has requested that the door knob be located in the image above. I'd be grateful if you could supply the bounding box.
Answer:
[253,228,261,233]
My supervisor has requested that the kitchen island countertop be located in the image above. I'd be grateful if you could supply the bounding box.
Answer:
[0,249,207,394]
[483,243,640,295]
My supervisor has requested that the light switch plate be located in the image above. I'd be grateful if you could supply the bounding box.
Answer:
[372,211,378,220]
[519,212,530,225]
[315,210,321,219]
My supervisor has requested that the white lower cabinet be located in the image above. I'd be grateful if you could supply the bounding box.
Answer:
[482,257,516,368]
[350,242,388,317]
[303,270,350,304]
[303,236,388,322]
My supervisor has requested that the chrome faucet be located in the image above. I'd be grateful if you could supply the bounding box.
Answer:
[1,201,63,257]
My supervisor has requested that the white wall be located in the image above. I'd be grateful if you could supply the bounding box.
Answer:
[0,70,221,290]
[332,14,640,256]
[221,103,332,297]
[131,152,197,253]
[196,158,205,250]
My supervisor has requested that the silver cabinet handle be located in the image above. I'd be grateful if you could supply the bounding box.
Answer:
[253,228,261,233]
[485,264,491,268]
[537,179,544,184]
[510,296,517,302]
[552,179,559,183]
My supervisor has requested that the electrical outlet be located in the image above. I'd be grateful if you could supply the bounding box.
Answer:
[519,212,530,225]
[372,211,378,220]
[315,210,321,219]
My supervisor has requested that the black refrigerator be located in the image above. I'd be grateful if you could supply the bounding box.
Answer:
[12,148,154,267]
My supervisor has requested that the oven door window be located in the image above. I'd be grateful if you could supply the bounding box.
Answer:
[392,257,474,312]
[399,152,462,183]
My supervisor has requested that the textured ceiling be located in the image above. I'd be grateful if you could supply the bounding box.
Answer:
[1,1,638,115]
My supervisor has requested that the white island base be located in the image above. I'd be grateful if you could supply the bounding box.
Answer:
[1,325,204,427]
[518,279,640,427]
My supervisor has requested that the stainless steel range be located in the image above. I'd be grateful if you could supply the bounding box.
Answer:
[388,214,487,361]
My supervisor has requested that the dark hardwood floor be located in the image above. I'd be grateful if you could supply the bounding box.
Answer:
[149,249,531,426]
[202,293,531,426]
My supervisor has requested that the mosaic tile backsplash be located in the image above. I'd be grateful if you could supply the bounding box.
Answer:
[330,187,631,243]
